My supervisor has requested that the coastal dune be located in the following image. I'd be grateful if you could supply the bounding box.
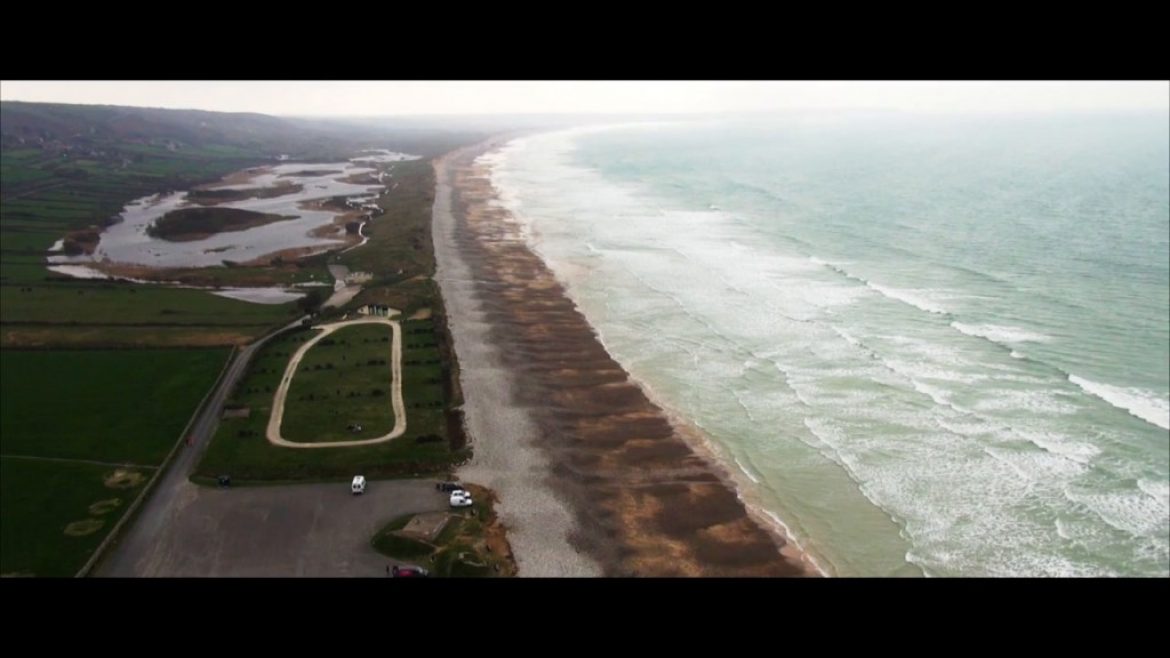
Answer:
[433,141,813,577]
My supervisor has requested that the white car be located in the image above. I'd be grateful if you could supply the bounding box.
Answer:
[352,475,366,495]
[449,490,473,508]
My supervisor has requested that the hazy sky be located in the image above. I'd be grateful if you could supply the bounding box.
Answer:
[1,81,1166,116]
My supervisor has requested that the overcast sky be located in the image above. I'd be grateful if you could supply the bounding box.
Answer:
[1,81,1166,116]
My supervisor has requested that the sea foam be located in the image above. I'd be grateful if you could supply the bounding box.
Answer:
[1068,375,1170,430]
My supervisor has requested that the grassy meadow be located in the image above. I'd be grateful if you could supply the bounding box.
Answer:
[0,348,229,576]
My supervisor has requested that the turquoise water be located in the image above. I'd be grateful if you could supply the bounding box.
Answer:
[487,113,1170,577]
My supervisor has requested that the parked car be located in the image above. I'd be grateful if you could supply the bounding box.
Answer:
[351,475,366,495]
[391,565,429,577]
[450,490,473,508]
[436,481,465,493]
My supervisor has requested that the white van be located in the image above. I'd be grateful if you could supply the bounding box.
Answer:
[351,475,366,495]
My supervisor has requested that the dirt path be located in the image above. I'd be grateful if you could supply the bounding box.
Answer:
[266,314,405,448]
[323,263,362,308]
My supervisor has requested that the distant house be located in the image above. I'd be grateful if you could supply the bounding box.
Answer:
[358,304,391,317]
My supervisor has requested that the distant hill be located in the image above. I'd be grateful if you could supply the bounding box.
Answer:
[0,101,490,165]
[1,102,290,149]
[0,101,495,204]
[0,102,493,281]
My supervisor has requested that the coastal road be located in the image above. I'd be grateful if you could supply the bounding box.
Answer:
[94,315,306,577]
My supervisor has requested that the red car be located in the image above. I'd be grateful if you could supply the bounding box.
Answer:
[391,565,429,578]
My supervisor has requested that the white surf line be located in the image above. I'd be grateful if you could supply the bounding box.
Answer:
[266,313,405,448]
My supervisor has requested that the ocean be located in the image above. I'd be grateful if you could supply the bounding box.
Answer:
[486,112,1170,577]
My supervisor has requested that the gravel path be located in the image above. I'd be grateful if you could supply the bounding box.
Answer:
[266,314,405,448]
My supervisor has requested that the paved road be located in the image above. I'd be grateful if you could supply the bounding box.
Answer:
[99,479,448,577]
[95,316,305,577]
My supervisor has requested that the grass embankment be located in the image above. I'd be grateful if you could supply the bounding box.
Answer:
[146,207,296,242]
[282,323,396,443]
[0,348,230,576]
[371,484,515,577]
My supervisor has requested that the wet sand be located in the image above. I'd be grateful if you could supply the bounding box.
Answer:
[433,140,815,577]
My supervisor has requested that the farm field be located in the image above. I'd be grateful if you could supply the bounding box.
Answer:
[0,348,230,576]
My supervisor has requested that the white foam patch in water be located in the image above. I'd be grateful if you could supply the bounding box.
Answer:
[1064,485,1170,538]
[1137,478,1170,504]
[734,457,761,484]
[1015,429,1102,465]
[865,282,950,315]
[884,359,990,384]
[984,443,1087,483]
[909,379,954,408]
[831,326,862,348]
[878,334,976,366]
[1068,374,1170,430]
[47,265,111,279]
[970,389,1080,415]
[209,287,304,304]
[991,373,1056,384]
[951,322,1052,344]
[782,382,1116,576]
[936,418,1001,436]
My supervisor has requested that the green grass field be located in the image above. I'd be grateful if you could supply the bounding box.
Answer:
[0,325,271,349]
[282,323,396,443]
[0,282,300,349]
[0,347,229,576]
[1,103,485,577]
[0,348,230,463]
[0,458,151,577]
[0,284,298,326]
[337,160,434,285]
[195,318,461,483]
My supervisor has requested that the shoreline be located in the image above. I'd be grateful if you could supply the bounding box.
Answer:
[433,140,601,577]
[433,138,817,577]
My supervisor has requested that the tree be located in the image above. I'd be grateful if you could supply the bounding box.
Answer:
[296,288,326,314]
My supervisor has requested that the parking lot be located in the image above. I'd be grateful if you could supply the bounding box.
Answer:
[98,478,449,577]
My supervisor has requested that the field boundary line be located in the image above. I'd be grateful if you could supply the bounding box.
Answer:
[75,344,238,578]
[0,454,158,470]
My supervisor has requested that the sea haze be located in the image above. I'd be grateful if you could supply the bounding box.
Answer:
[487,112,1170,577]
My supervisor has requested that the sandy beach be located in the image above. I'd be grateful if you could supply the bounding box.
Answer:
[433,140,816,577]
